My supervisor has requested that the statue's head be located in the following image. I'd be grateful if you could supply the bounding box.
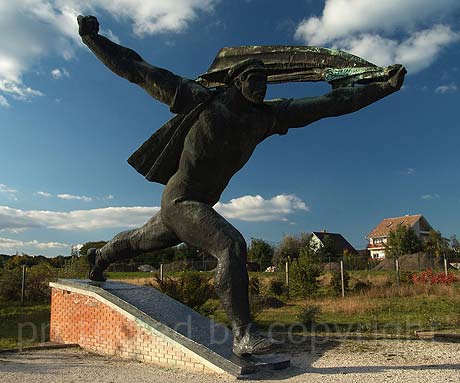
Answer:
[225,59,267,104]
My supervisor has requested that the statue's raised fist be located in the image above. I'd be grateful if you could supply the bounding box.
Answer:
[77,15,99,37]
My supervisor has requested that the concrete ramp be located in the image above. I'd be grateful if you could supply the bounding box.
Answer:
[49,279,289,377]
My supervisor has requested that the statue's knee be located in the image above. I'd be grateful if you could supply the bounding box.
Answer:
[220,237,247,265]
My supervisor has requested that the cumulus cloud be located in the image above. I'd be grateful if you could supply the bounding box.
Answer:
[214,194,309,222]
[295,0,460,73]
[0,205,160,231]
[51,67,70,79]
[0,0,217,105]
[0,194,308,233]
[57,193,93,202]
[0,237,68,254]
[435,83,458,94]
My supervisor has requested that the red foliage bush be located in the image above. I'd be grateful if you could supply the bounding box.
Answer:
[411,269,457,285]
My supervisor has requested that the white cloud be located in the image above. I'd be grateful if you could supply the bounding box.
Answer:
[214,194,309,222]
[421,194,440,200]
[435,83,458,94]
[0,95,10,108]
[0,205,159,231]
[57,193,92,202]
[36,191,52,198]
[0,184,17,194]
[0,184,18,201]
[295,0,460,73]
[51,67,70,79]
[0,237,68,254]
[0,0,217,104]
[0,194,308,233]
[104,194,115,200]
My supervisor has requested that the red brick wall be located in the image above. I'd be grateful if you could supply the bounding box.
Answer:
[50,287,214,373]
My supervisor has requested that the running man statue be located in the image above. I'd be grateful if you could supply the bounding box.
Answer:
[77,15,406,356]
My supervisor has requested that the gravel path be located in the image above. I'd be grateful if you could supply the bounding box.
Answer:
[1,338,459,382]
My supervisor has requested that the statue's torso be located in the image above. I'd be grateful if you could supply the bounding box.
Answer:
[164,93,277,205]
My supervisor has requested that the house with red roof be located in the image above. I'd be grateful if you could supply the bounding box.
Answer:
[367,214,433,259]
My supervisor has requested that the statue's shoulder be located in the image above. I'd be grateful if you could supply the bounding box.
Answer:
[170,79,213,114]
[263,98,292,110]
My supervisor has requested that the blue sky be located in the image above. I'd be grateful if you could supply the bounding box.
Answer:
[0,0,459,256]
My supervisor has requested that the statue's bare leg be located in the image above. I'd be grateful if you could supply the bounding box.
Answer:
[161,198,277,355]
[88,212,180,281]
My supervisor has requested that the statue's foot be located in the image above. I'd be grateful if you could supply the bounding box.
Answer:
[87,248,107,282]
[233,330,280,356]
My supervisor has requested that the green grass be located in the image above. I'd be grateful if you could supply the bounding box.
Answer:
[106,271,156,279]
[0,303,50,349]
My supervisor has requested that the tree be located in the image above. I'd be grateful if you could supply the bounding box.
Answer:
[384,225,423,259]
[79,241,108,256]
[423,230,449,259]
[247,238,274,270]
[273,232,312,266]
[450,235,460,256]
[289,244,321,297]
[316,234,337,262]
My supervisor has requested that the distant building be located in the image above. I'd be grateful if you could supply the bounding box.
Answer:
[367,214,433,259]
[310,231,358,257]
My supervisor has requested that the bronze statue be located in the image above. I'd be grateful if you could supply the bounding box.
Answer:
[77,15,406,356]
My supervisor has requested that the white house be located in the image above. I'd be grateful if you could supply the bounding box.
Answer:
[310,231,358,257]
[367,214,433,259]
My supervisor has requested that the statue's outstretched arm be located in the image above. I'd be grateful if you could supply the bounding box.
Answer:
[77,15,183,107]
[279,65,406,129]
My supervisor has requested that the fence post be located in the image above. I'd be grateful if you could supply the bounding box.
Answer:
[444,257,448,278]
[340,260,345,298]
[395,258,400,287]
[160,264,164,281]
[21,265,27,305]
[285,260,290,299]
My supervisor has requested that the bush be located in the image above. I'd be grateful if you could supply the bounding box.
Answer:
[0,268,22,302]
[266,279,286,297]
[330,270,350,295]
[25,263,56,303]
[411,269,457,285]
[249,276,260,296]
[57,256,88,279]
[153,271,216,315]
[352,279,372,293]
[296,304,321,327]
[289,248,322,298]
[0,263,57,304]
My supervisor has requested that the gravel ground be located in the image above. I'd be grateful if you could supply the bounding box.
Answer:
[1,338,459,382]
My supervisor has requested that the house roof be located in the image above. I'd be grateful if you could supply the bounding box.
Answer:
[368,214,432,238]
[312,232,358,255]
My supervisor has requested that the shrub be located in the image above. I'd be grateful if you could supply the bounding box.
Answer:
[296,304,321,327]
[25,263,56,303]
[289,248,322,297]
[411,269,457,285]
[330,270,350,295]
[249,276,260,296]
[0,263,57,304]
[352,279,372,293]
[0,268,22,302]
[266,279,286,297]
[153,271,216,315]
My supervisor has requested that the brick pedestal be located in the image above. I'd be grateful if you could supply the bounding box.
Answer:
[50,288,211,373]
[49,280,289,377]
